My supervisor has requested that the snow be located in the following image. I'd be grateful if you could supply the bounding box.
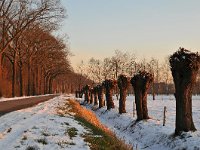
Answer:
[0,95,90,150]
[78,94,200,150]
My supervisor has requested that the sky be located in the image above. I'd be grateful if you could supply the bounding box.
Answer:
[59,0,200,68]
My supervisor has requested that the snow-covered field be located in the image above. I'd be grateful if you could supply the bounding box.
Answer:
[79,95,200,150]
[0,95,90,150]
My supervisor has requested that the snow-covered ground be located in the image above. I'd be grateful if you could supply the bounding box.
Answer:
[79,95,200,150]
[0,95,90,150]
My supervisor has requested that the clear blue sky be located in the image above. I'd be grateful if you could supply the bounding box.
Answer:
[60,0,200,68]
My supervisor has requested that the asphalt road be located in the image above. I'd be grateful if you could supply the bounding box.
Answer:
[0,95,58,116]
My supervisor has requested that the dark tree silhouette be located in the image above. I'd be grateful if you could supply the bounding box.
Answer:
[83,85,90,103]
[97,84,105,108]
[169,48,200,134]
[75,90,78,98]
[103,79,116,110]
[118,75,129,114]
[93,86,99,105]
[131,71,153,121]
[90,88,94,104]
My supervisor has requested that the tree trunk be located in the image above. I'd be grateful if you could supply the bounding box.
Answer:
[98,85,104,108]
[118,75,129,114]
[152,82,155,100]
[0,54,3,97]
[35,67,39,95]
[19,66,23,96]
[32,71,35,96]
[119,89,127,114]
[105,89,114,110]
[169,48,200,134]
[90,92,94,104]
[103,80,115,110]
[27,61,31,96]
[134,89,144,120]
[84,85,90,103]
[84,91,90,103]
[94,92,98,105]
[174,71,197,134]
[38,69,41,95]
[11,61,15,97]
[49,78,53,94]
[131,71,153,121]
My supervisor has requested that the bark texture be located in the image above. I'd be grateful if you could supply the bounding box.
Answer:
[131,71,153,121]
[118,75,129,114]
[83,85,90,103]
[169,48,200,134]
[103,79,116,110]
[90,88,94,104]
[93,86,98,105]
[97,85,105,108]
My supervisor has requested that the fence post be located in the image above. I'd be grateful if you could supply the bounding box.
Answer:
[163,106,167,126]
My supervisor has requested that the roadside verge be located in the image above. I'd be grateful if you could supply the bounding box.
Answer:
[59,99,133,150]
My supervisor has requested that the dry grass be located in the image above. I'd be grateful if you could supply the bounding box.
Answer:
[65,99,133,150]
[67,99,110,133]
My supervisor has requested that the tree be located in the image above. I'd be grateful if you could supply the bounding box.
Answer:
[0,0,65,97]
[169,48,200,134]
[83,85,90,103]
[118,75,129,114]
[131,71,153,121]
[93,86,98,105]
[160,57,172,94]
[97,84,105,108]
[102,79,116,110]
[146,58,159,100]
[88,58,103,84]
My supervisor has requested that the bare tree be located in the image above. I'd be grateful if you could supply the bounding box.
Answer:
[169,48,200,134]
[93,86,98,105]
[97,84,105,108]
[131,71,153,121]
[102,79,116,110]
[83,85,90,103]
[0,0,65,97]
[118,75,129,114]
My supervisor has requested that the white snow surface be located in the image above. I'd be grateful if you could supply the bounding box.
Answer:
[0,95,90,150]
[79,95,200,150]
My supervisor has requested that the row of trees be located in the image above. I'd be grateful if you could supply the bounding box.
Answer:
[0,0,91,97]
[77,50,200,96]
[79,48,200,135]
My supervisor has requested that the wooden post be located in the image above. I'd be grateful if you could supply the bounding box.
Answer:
[163,106,167,126]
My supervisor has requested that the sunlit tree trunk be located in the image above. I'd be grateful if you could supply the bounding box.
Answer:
[103,79,116,110]
[98,85,104,108]
[169,48,200,134]
[118,75,129,114]
[131,71,153,121]
[94,86,98,105]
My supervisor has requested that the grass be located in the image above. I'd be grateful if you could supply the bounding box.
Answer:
[66,127,78,139]
[41,131,50,137]
[36,138,48,145]
[21,135,27,140]
[57,141,76,148]
[26,145,40,150]
[65,99,133,150]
